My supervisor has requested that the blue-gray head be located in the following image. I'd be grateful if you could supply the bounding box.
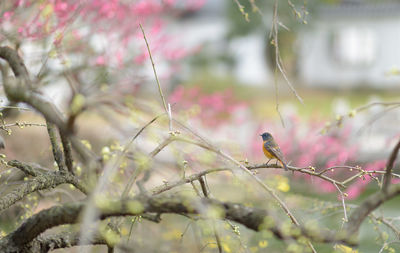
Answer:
[260,132,272,141]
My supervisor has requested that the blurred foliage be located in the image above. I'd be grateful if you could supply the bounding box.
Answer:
[0,0,399,252]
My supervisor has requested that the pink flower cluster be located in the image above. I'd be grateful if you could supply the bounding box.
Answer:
[250,115,398,199]
[169,85,247,127]
[345,160,386,199]
[1,0,204,68]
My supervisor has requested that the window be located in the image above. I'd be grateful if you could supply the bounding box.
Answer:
[332,27,376,67]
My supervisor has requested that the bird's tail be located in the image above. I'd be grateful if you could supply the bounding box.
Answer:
[280,160,288,171]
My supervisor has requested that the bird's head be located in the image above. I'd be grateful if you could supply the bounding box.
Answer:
[260,132,272,141]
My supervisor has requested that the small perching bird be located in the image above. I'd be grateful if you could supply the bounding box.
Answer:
[260,132,287,171]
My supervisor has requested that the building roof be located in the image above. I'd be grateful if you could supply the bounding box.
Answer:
[318,1,400,18]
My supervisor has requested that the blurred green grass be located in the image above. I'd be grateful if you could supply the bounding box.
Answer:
[182,74,400,120]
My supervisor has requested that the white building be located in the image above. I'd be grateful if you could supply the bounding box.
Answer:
[171,1,272,86]
[298,1,400,88]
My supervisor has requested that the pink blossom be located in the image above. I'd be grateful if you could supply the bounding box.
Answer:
[134,53,147,64]
[168,86,247,128]
[95,56,106,65]
[17,27,24,34]
[133,1,162,16]
[3,12,13,20]
[169,86,185,104]
[5,0,205,71]
[116,50,123,67]
[186,0,206,10]
[392,178,400,184]
[163,0,176,6]
[55,2,68,12]
[319,181,336,193]
[346,176,372,199]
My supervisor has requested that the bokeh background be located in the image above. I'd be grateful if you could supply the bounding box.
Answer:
[1,0,400,252]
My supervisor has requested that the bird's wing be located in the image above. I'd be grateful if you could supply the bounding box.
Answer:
[264,141,285,162]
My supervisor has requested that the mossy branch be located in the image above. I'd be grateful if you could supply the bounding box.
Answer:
[0,195,355,252]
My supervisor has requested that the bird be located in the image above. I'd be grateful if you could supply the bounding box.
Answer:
[260,132,288,171]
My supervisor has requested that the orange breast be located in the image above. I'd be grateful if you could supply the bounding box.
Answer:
[262,142,274,159]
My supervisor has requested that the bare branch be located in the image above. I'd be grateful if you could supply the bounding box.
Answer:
[334,182,348,223]
[382,138,400,192]
[139,24,168,113]
[0,46,29,81]
[247,163,346,188]
[370,213,400,240]
[0,195,356,252]
[31,230,108,252]
[346,183,400,235]
[0,160,88,212]
[271,1,303,104]
[46,121,66,172]
[7,160,40,177]
[151,168,229,195]
[0,46,96,166]
[0,171,72,212]
[60,132,74,174]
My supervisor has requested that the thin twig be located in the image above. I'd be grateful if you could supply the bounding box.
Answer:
[271,0,303,104]
[346,183,400,235]
[151,168,229,195]
[173,135,301,224]
[139,24,168,113]
[370,213,400,240]
[120,113,164,197]
[324,101,400,133]
[79,114,163,244]
[199,176,223,253]
[357,105,400,134]
[232,0,250,22]
[0,106,31,111]
[124,134,176,196]
[248,163,346,188]
[334,182,348,223]
[168,103,173,131]
[317,165,358,176]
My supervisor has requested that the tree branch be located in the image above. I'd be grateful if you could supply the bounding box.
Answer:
[0,171,70,212]
[0,46,97,167]
[346,183,400,235]
[0,46,29,80]
[0,195,356,252]
[30,230,108,252]
[382,138,400,192]
[46,121,66,172]
[7,160,40,177]
[60,132,75,174]
[151,168,229,195]
[2,77,69,133]
[0,160,88,212]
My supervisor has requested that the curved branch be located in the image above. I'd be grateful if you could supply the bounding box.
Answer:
[0,161,88,212]
[346,183,400,235]
[0,47,97,166]
[0,46,29,80]
[0,195,355,252]
[3,79,69,133]
[7,160,40,177]
[30,230,108,252]
[0,172,70,212]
